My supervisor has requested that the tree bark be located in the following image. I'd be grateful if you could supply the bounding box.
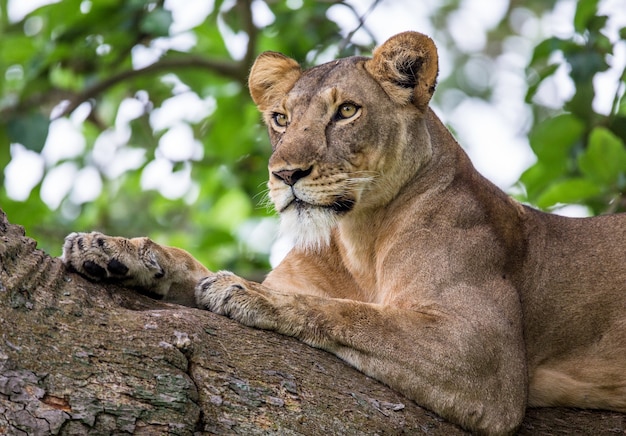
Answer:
[0,208,624,435]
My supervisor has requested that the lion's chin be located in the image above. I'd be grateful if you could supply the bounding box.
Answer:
[278,205,339,252]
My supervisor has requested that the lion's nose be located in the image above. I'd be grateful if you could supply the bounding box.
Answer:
[272,166,313,186]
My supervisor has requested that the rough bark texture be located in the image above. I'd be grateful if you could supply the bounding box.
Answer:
[0,208,624,435]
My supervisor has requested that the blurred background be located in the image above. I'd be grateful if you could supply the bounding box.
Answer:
[1,0,625,279]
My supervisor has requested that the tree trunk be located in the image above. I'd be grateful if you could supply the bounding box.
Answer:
[0,209,624,435]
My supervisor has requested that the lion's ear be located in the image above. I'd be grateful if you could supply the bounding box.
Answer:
[366,32,439,110]
[248,52,301,111]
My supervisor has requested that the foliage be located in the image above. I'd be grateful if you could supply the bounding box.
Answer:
[523,0,626,213]
[0,0,371,277]
[1,0,625,276]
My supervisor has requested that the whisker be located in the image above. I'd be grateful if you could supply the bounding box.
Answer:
[252,188,275,212]
[252,188,269,202]
[344,170,380,187]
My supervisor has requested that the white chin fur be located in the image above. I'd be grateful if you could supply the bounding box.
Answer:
[279,206,338,252]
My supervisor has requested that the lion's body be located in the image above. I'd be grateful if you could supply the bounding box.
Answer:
[63,32,626,435]
[521,211,626,410]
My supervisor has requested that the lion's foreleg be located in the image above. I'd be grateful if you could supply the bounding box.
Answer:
[195,272,527,435]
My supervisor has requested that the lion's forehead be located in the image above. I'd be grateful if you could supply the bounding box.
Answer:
[286,56,381,106]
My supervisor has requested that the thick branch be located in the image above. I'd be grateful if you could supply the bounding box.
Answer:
[0,208,624,435]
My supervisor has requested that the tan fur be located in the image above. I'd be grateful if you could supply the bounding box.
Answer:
[63,32,626,435]
[62,232,208,307]
[248,51,301,111]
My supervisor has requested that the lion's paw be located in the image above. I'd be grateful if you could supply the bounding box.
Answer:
[62,232,163,285]
[195,271,245,314]
[195,272,275,328]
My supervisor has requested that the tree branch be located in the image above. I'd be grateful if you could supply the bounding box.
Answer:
[238,0,259,72]
[337,0,381,53]
[55,55,246,119]
[1,208,625,434]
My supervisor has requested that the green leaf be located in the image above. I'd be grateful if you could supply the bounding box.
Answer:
[529,37,566,66]
[140,8,173,37]
[574,0,599,33]
[536,178,602,209]
[528,113,584,162]
[578,127,626,186]
[0,35,37,65]
[525,63,559,102]
[6,112,50,152]
[49,65,84,91]
[586,14,608,34]
[521,161,567,201]
[565,49,608,82]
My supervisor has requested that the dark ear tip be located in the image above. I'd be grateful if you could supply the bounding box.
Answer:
[366,32,439,107]
[395,57,424,89]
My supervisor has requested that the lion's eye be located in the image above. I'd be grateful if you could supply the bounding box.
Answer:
[272,112,288,128]
[336,103,360,120]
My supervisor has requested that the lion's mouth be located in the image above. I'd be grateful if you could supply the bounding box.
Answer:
[280,196,355,214]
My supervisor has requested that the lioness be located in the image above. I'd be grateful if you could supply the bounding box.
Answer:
[62,31,626,434]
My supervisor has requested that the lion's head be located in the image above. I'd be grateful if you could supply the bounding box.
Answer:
[248,32,439,250]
